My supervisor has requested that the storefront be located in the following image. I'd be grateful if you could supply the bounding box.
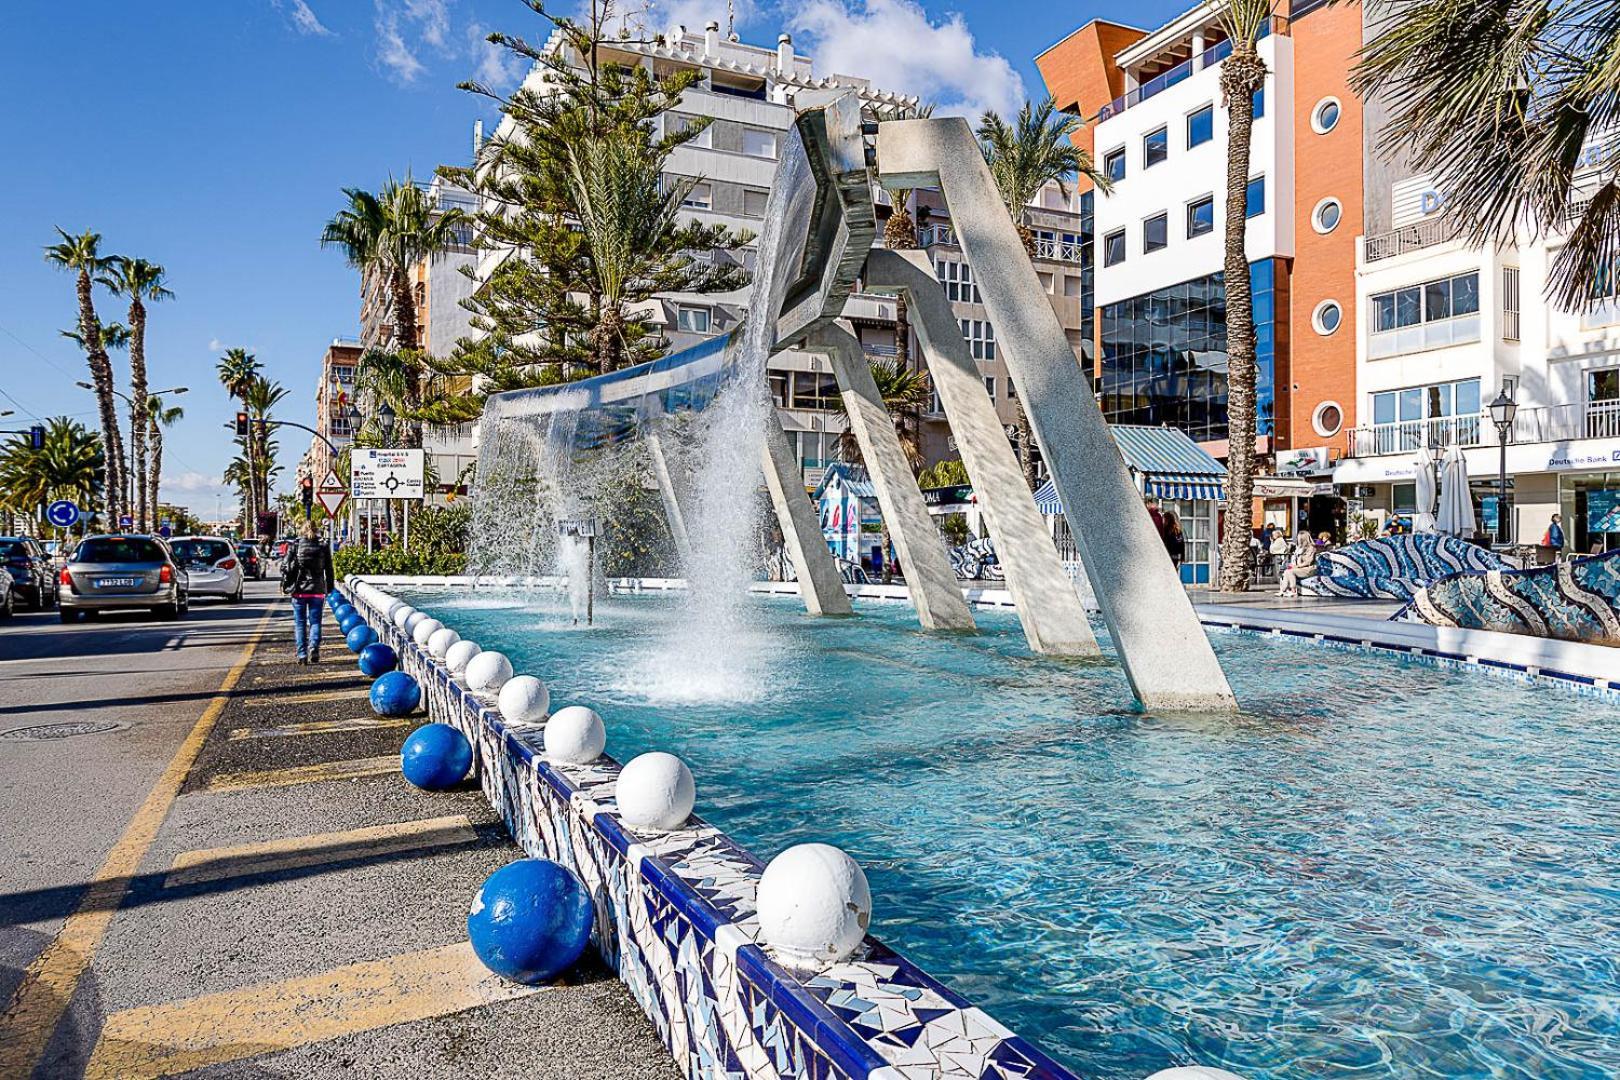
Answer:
[1563,471,1620,555]
[813,465,882,568]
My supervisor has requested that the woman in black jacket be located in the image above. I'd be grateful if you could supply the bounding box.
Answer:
[280,520,335,662]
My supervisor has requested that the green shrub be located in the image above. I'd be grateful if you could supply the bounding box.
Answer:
[335,545,466,579]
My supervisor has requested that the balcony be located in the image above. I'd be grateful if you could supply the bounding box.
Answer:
[1033,235,1084,263]
[1362,216,1457,263]
[1346,400,1620,457]
[920,223,957,248]
[1095,19,1288,122]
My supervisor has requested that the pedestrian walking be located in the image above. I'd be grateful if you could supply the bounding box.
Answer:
[281,519,334,664]
[1161,510,1186,569]
[1543,513,1566,559]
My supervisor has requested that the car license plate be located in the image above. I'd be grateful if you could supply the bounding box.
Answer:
[96,577,139,588]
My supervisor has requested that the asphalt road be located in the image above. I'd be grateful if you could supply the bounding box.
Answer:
[0,580,676,1079]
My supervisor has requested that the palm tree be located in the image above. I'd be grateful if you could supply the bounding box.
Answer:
[1210,0,1276,593]
[832,357,934,472]
[216,348,262,532]
[0,418,103,531]
[100,257,173,531]
[242,375,288,530]
[1354,0,1617,310]
[320,176,467,354]
[44,228,123,522]
[976,99,1110,489]
[880,103,936,372]
[145,393,183,522]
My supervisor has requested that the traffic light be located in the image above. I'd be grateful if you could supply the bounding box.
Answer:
[29,425,43,450]
[300,475,314,514]
[235,412,249,437]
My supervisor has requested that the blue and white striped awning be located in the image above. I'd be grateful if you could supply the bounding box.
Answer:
[1031,425,1227,513]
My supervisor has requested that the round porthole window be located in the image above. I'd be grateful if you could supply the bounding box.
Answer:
[1312,197,1342,234]
[1313,401,1344,438]
[1313,299,1342,336]
[1312,97,1342,134]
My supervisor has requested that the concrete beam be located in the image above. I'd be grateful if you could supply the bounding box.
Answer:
[643,427,693,565]
[808,325,975,632]
[760,409,853,617]
[876,117,1236,710]
[864,250,1097,655]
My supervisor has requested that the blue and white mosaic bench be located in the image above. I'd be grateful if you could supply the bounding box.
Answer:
[1299,534,1510,601]
[1402,548,1620,647]
[344,583,1079,1080]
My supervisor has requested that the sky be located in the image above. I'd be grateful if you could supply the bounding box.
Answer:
[0,0,1192,520]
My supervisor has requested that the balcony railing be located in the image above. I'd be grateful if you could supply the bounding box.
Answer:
[1095,19,1288,122]
[1033,236,1085,262]
[1362,216,1457,263]
[1346,400,1620,457]
[921,223,957,248]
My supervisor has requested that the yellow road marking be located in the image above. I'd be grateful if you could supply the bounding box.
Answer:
[0,608,275,1078]
[83,942,542,1080]
[228,715,408,740]
[244,687,369,707]
[164,814,475,888]
[273,669,367,683]
[202,755,400,793]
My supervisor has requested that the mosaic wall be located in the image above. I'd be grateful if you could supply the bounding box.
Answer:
[1401,549,1620,647]
[1299,534,1510,601]
[348,585,1079,1080]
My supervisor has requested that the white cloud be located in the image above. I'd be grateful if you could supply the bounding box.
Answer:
[375,3,426,82]
[468,21,526,91]
[788,0,1024,119]
[273,0,333,36]
[163,472,226,495]
[374,0,456,83]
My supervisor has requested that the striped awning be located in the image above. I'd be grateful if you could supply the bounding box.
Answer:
[1031,425,1227,513]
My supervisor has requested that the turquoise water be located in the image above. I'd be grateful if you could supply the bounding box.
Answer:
[402,589,1620,1079]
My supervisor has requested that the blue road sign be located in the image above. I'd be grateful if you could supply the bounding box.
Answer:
[45,500,79,528]
[159,525,172,538]
[119,515,133,529]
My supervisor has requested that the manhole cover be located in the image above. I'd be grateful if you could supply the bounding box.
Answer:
[0,721,127,741]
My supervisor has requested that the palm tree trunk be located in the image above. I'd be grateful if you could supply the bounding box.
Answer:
[75,270,123,523]
[391,270,419,351]
[128,298,150,531]
[1217,48,1267,593]
[1014,400,1039,489]
[148,420,163,525]
[894,294,910,368]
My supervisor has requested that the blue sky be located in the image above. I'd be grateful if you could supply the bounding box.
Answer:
[0,0,1188,519]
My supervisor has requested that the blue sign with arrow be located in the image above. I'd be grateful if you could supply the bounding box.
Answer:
[45,500,79,528]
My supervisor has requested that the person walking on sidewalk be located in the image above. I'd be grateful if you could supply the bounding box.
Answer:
[281,519,334,664]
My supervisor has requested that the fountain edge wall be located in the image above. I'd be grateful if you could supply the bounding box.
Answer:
[342,578,1081,1080]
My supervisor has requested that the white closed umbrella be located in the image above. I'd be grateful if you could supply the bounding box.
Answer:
[1435,444,1476,537]
[1413,444,1439,533]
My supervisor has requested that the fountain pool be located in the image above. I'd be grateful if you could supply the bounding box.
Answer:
[399,587,1620,1079]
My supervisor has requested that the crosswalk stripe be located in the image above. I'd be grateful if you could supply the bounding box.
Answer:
[164,814,475,887]
[202,755,399,793]
[227,716,408,740]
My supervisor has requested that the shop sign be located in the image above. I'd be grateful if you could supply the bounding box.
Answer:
[922,484,973,507]
[1278,447,1331,476]
[1544,444,1620,471]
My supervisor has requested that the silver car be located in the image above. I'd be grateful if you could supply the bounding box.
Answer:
[168,536,244,603]
[59,535,189,622]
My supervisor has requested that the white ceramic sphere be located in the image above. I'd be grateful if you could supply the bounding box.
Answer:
[757,843,871,967]
[615,752,694,832]
[427,626,461,659]
[411,618,444,647]
[497,675,550,724]
[1144,1070,1249,1080]
[445,639,482,675]
[544,706,605,764]
[465,650,513,694]
[393,605,416,630]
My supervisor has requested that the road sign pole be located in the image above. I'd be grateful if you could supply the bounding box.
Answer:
[587,534,595,626]
[402,500,410,553]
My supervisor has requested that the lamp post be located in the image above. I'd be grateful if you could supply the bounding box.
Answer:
[1488,389,1518,547]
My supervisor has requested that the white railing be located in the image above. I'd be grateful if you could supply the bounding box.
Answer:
[1033,236,1085,262]
[920,224,957,248]
[1362,216,1456,262]
[1367,313,1481,358]
[1347,399,1620,457]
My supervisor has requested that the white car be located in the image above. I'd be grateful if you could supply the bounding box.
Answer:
[168,536,245,603]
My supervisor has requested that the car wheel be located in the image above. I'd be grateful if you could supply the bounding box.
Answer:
[42,585,56,609]
[227,585,243,604]
[58,607,77,623]
[1,591,13,619]
[156,603,180,620]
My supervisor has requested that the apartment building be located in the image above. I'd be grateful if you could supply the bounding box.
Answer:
[1038,0,1367,535]
[304,338,363,486]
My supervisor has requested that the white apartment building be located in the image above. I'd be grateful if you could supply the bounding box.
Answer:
[1334,161,1620,554]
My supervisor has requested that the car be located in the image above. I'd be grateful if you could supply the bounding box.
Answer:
[1,536,59,609]
[0,573,12,619]
[237,541,265,580]
[168,536,244,603]
[58,534,189,622]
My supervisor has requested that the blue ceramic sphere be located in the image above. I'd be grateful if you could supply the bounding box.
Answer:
[345,623,377,652]
[358,642,398,677]
[467,859,593,985]
[339,612,362,633]
[334,603,356,622]
[370,671,421,718]
[401,722,471,790]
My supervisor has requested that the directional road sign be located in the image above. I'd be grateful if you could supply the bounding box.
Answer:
[351,449,425,500]
[316,469,349,517]
[45,500,80,528]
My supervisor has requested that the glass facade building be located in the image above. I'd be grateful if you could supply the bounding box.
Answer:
[1099,259,1288,442]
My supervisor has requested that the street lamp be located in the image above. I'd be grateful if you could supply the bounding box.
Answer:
[375,402,397,443]
[74,384,190,518]
[1488,389,1518,547]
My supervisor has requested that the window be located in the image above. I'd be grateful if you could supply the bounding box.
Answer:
[1312,401,1344,438]
[1253,87,1265,119]
[1187,105,1213,148]
[1371,272,1479,332]
[1312,198,1342,233]
[682,182,712,210]
[1369,379,1483,450]
[676,306,711,333]
[1104,147,1126,183]
[790,372,839,410]
[1104,229,1126,266]
[1590,368,1619,403]
[1143,127,1169,169]
[1143,212,1168,253]
[1312,300,1342,336]
[741,128,778,158]
[743,188,769,217]
[984,376,997,400]
[935,260,982,303]
[1187,195,1214,238]
[1062,274,1081,298]
[959,319,996,360]
[667,113,711,147]
[1503,266,1521,342]
[1312,97,1341,134]
[1245,175,1265,218]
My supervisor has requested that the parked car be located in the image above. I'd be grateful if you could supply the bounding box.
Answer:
[169,536,244,603]
[58,535,189,622]
[237,541,265,580]
[1,536,59,609]
[0,573,12,618]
